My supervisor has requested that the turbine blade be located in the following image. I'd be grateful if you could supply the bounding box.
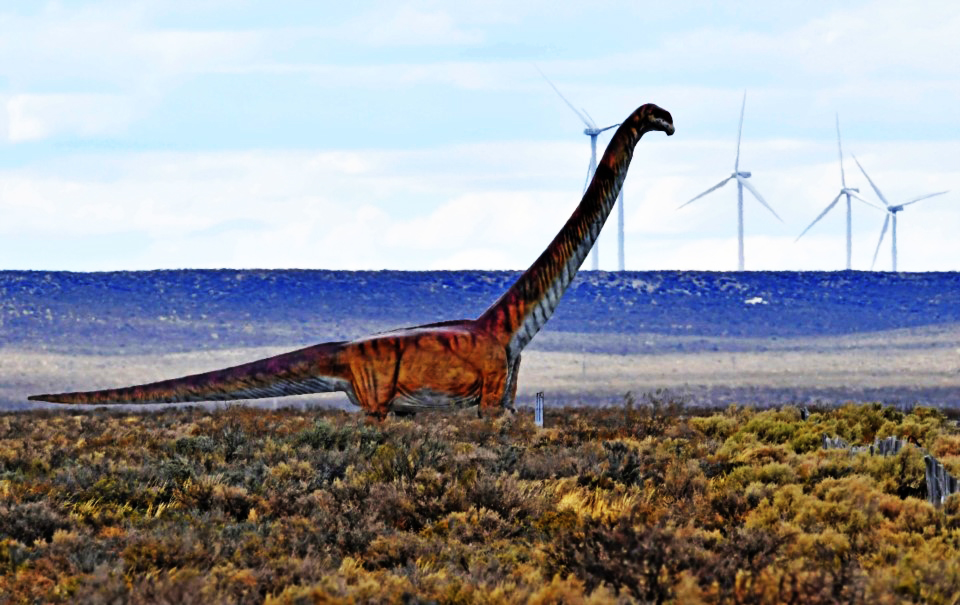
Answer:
[535,65,593,129]
[871,213,890,270]
[598,123,620,133]
[738,176,783,222]
[581,108,598,130]
[853,155,891,207]
[796,193,843,242]
[901,190,949,207]
[678,177,733,209]
[836,113,846,188]
[735,91,746,172]
[849,191,884,210]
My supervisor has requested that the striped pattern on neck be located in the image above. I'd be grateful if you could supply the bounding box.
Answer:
[478,119,643,360]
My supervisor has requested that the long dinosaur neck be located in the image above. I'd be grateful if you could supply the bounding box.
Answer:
[478,120,645,358]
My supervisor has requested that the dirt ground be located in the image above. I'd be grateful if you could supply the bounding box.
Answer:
[5,321,959,411]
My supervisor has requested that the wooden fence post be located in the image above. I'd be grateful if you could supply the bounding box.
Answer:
[925,454,960,507]
[822,433,959,507]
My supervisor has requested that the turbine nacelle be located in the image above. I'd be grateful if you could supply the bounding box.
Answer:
[842,187,859,194]
[584,123,619,137]
[854,155,949,271]
[537,66,626,271]
[678,91,779,270]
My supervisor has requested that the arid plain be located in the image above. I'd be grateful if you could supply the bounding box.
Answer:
[3,270,959,412]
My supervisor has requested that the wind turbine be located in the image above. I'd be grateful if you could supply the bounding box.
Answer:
[679,92,781,271]
[795,114,879,269]
[538,68,624,271]
[854,155,948,271]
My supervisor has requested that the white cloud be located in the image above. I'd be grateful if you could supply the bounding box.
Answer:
[619,1,960,80]
[0,3,261,143]
[4,93,138,142]
[384,191,570,251]
[0,7,260,86]
[428,248,516,270]
[351,6,484,47]
[0,1,957,271]
[0,143,577,269]
[1,134,955,272]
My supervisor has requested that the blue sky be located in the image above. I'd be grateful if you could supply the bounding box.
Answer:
[1,1,958,271]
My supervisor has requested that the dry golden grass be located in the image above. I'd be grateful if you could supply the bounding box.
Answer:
[2,402,960,603]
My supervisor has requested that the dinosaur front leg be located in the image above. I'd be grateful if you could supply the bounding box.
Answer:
[488,353,521,415]
[477,358,510,419]
[505,354,521,412]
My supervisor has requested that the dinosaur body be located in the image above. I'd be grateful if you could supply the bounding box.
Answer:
[30,104,674,418]
[36,320,511,417]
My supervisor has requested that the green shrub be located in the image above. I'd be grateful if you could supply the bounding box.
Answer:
[2,402,959,603]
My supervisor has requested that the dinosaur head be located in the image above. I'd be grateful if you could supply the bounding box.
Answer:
[634,104,675,136]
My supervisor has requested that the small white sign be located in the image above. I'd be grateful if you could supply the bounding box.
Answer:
[535,392,544,428]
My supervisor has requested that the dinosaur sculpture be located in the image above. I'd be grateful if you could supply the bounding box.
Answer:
[30,103,675,419]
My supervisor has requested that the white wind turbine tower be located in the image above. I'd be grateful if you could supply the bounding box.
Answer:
[679,92,781,271]
[795,114,879,269]
[853,155,949,271]
[538,68,624,271]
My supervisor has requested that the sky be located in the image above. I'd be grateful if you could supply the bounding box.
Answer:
[1,0,958,272]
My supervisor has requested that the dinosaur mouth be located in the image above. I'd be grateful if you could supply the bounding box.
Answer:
[654,118,675,136]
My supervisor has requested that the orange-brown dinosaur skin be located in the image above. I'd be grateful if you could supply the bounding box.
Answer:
[30,104,674,419]
[31,320,514,419]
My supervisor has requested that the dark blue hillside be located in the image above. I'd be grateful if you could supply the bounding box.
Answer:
[2,270,959,354]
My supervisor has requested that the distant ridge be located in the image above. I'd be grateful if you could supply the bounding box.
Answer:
[3,270,960,355]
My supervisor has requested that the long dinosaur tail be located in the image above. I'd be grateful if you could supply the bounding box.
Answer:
[28,341,352,405]
[477,103,674,359]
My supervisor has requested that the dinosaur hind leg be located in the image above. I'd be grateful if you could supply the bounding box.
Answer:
[354,384,393,422]
[342,337,405,421]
